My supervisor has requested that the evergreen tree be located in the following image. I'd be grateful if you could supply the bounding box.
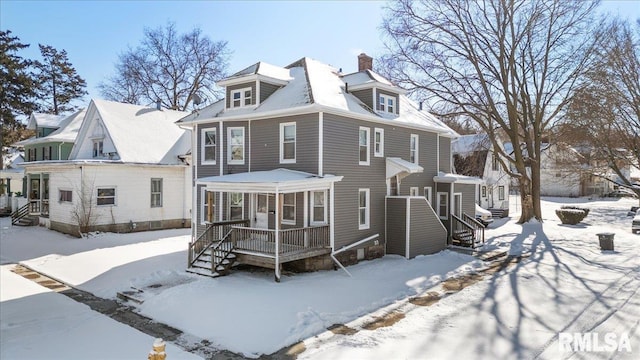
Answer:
[35,44,87,114]
[0,30,37,168]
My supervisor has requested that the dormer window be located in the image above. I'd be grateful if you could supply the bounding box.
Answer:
[231,88,252,108]
[379,94,395,114]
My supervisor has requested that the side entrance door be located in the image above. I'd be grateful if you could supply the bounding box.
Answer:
[255,193,269,229]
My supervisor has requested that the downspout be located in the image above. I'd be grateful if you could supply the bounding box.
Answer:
[274,186,281,282]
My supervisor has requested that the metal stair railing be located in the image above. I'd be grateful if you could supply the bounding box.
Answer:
[11,203,30,226]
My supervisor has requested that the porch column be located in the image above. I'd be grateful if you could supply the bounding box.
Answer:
[274,187,281,282]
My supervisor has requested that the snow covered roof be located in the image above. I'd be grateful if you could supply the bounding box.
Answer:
[434,171,482,184]
[387,157,423,180]
[17,109,86,146]
[178,57,457,137]
[220,61,293,84]
[197,168,343,193]
[73,99,190,164]
[27,112,66,130]
[341,69,394,88]
[452,134,491,154]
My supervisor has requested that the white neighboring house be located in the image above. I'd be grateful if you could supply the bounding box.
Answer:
[452,133,510,215]
[20,99,192,236]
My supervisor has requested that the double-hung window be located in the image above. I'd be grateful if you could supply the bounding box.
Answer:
[358,189,370,230]
[437,192,448,219]
[231,88,252,108]
[228,193,243,220]
[410,134,419,164]
[228,127,245,164]
[280,122,296,163]
[282,193,296,224]
[150,178,162,208]
[359,127,370,165]
[410,187,419,196]
[310,191,327,225]
[202,128,217,164]
[379,94,395,114]
[498,186,505,200]
[97,187,116,206]
[374,128,384,157]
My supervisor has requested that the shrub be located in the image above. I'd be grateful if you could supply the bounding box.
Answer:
[560,205,590,217]
[556,208,588,225]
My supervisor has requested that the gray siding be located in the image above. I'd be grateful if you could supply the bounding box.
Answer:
[259,81,281,104]
[250,114,318,173]
[376,89,400,115]
[350,89,373,109]
[409,197,447,257]
[439,136,452,173]
[456,183,476,217]
[226,82,257,108]
[323,113,387,250]
[385,197,406,257]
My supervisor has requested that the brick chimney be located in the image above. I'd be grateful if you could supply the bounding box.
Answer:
[358,53,373,72]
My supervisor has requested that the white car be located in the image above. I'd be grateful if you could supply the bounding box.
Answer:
[475,204,493,226]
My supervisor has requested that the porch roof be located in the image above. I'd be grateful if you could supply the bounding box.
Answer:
[386,157,423,180]
[196,168,343,193]
[433,171,483,184]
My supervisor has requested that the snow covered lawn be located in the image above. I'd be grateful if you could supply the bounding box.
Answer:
[2,196,639,359]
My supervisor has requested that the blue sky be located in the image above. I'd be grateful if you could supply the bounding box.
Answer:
[2,0,639,103]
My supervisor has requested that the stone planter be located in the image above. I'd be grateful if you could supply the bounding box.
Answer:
[596,232,615,251]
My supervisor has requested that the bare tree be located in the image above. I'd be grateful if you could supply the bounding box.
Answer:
[71,176,98,236]
[99,23,230,111]
[380,0,599,222]
[561,18,640,202]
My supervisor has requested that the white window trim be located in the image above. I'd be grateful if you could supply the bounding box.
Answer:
[282,193,296,225]
[230,87,252,109]
[58,188,73,203]
[410,134,419,164]
[96,187,116,207]
[437,192,448,220]
[498,185,505,200]
[359,127,370,166]
[279,122,296,164]
[150,178,163,208]
[424,186,432,205]
[201,127,217,165]
[227,127,245,165]
[453,192,463,218]
[374,128,384,157]
[310,190,327,225]
[201,188,215,225]
[358,188,370,230]
[228,192,244,220]
[410,187,419,196]
[92,139,104,158]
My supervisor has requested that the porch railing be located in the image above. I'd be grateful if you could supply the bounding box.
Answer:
[11,203,30,225]
[188,219,250,266]
[231,225,330,255]
[29,200,41,214]
[451,213,485,248]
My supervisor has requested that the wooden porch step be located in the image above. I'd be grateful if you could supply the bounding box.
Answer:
[186,267,223,278]
[489,208,508,218]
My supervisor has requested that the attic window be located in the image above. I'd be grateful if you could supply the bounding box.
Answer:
[379,94,395,114]
[93,140,104,158]
[231,88,252,108]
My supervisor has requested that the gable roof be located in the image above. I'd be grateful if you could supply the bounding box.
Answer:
[178,57,458,137]
[17,109,87,146]
[72,99,190,164]
[27,112,66,130]
[452,134,492,155]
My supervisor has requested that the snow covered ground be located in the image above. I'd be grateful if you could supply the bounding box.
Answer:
[1,195,639,359]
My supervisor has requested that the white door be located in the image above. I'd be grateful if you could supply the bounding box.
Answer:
[454,193,463,217]
[255,193,269,229]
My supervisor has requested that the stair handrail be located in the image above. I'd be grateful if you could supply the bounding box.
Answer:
[460,212,486,246]
[209,229,235,274]
[11,203,30,226]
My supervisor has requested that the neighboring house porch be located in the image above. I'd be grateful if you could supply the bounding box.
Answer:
[187,169,342,282]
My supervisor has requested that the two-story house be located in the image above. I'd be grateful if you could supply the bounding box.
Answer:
[179,54,482,281]
[16,99,192,235]
[453,133,510,217]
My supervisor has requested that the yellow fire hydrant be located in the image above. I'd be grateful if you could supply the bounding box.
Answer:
[148,338,166,360]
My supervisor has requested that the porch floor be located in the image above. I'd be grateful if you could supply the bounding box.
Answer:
[234,238,332,264]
